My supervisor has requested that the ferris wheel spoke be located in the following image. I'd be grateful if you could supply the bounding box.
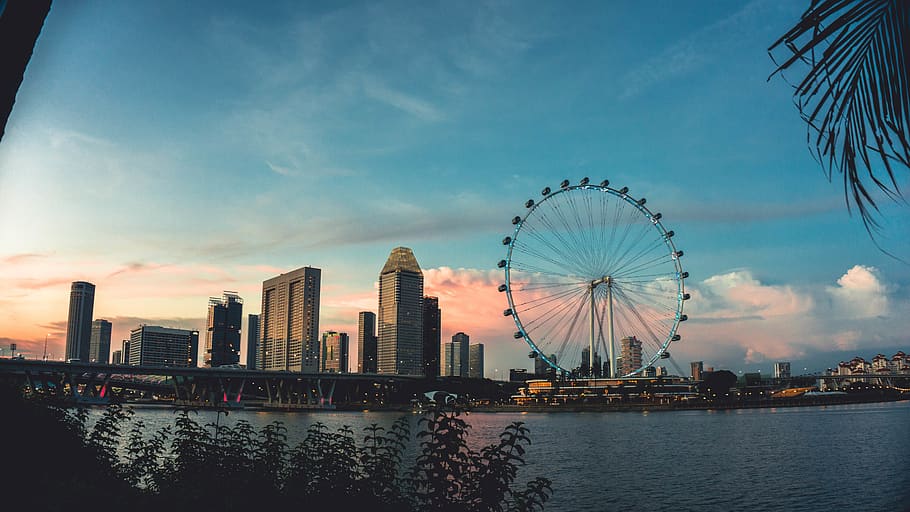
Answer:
[610,234,672,278]
[513,280,588,292]
[509,260,583,280]
[513,285,587,312]
[605,219,653,274]
[547,202,597,275]
[612,252,676,281]
[513,239,586,277]
[613,293,672,367]
[525,212,591,274]
[521,291,589,357]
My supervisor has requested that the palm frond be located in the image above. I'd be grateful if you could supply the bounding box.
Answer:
[769,0,909,235]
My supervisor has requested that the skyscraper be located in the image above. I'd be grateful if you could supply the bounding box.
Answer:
[422,296,440,378]
[204,292,243,367]
[260,266,321,372]
[246,313,260,370]
[620,336,642,376]
[65,281,95,362]
[321,331,349,373]
[443,332,470,377]
[89,319,112,363]
[129,325,199,367]
[377,247,423,376]
[357,311,377,373]
[690,361,704,381]
[469,343,484,379]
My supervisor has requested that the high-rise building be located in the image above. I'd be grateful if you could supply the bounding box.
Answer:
[443,332,470,377]
[534,353,557,377]
[581,347,603,377]
[691,361,704,381]
[246,314,260,370]
[89,319,112,363]
[357,311,377,373]
[65,281,95,362]
[111,349,122,365]
[260,266,321,372]
[377,247,423,376]
[121,340,130,365]
[422,296,441,378]
[620,336,642,376]
[321,331,349,373]
[469,343,484,379]
[773,362,791,379]
[129,325,199,367]
[204,292,243,367]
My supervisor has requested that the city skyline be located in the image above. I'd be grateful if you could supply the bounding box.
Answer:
[1,1,908,377]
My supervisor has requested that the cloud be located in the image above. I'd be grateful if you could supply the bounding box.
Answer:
[690,269,813,320]
[362,79,445,122]
[619,0,772,99]
[826,265,889,318]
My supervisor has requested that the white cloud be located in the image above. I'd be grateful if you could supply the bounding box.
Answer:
[826,265,889,318]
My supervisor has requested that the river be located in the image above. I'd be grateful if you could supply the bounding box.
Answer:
[92,400,910,511]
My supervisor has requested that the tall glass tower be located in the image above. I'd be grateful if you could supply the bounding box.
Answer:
[422,296,441,378]
[204,292,243,367]
[260,266,321,372]
[377,247,423,376]
[357,311,377,373]
[65,281,95,362]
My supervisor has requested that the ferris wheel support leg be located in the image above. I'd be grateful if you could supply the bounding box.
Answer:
[607,278,615,378]
[589,286,595,377]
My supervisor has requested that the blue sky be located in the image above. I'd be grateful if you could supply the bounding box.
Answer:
[1,0,907,375]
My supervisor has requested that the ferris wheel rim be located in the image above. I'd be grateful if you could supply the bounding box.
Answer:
[503,180,687,377]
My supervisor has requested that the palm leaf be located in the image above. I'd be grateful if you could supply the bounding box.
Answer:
[769,0,909,235]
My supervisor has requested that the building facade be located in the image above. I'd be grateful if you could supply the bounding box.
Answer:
[111,349,122,365]
[422,296,441,378]
[358,311,377,373]
[620,336,642,376]
[321,331,349,373]
[89,319,112,363]
[469,343,484,379]
[691,361,704,381]
[259,266,321,372]
[443,332,470,377]
[246,313,260,370]
[204,292,243,367]
[129,325,199,367]
[65,281,95,362]
[773,361,791,379]
[377,247,424,375]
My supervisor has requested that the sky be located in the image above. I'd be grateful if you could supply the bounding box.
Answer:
[1,0,908,377]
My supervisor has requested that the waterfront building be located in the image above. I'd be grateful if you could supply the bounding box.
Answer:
[246,314,260,370]
[620,336,642,376]
[534,353,557,377]
[510,368,531,382]
[422,296,441,378]
[65,281,95,362]
[129,325,199,367]
[691,361,704,381]
[89,319,112,363]
[321,331,349,373]
[121,340,130,365]
[204,292,243,367]
[469,343,484,379]
[773,361,791,379]
[377,247,424,375]
[581,347,603,377]
[643,366,657,377]
[358,311,377,373]
[893,351,907,372]
[443,332,470,377]
[111,349,122,365]
[656,366,668,377]
[259,266,321,372]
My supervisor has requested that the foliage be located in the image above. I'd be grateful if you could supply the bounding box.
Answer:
[2,387,552,512]
[769,0,909,239]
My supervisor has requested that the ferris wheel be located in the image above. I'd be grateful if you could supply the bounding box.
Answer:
[499,177,689,378]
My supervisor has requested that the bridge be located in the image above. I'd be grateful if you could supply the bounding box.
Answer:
[0,359,424,408]
[815,373,910,392]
